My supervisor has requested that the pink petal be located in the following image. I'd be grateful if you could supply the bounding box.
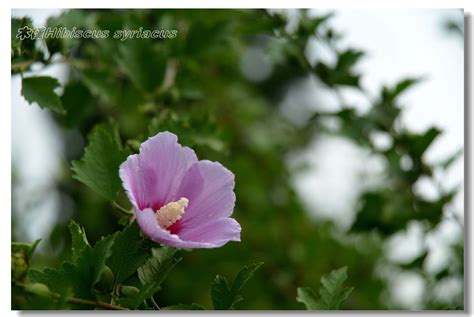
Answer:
[119,132,197,210]
[170,160,236,232]
[178,217,241,245]
[136,208,239,248]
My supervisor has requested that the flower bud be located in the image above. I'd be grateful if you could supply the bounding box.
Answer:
[25,283,51,298]
[11,252,28,282]
[96,266,114,291]
[121,285,140,297]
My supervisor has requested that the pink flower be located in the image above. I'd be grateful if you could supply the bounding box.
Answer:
[119,132,241,248]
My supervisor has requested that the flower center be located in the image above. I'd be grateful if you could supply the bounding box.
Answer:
[156,197,188,229]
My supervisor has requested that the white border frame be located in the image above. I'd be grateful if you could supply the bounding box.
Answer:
[3,1,473,316]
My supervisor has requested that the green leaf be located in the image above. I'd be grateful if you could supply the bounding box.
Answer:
[118,247,181,309]
[62,233,115,300]
[107,223,151,285]
[90,234,116,287]
[399,251,429,270]
[383,77,423,101]
[29,268,70,295]
[12,17,42,73]
[11,17,33,56]
[336,49,364,72]
[314,49,364,88]
[211,262,263,310]
[211,275,234,310]
[297,12,333,37]
[71,122,131,201]
[116,39,166,92]
[137,247,178,286]
[230,262,264,295]
[297,266,353,310]
[29,225,116,304]
[68,220,90,261]
[21,76,65,114]
[296,287,319,310]
[27,268,73,309]
[81,69,118,104]
[401,127,442,160]
[46,10,88,55]
[435,148,463,170]
[59,81,94,128]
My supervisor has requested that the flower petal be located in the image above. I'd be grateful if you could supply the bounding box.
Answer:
[136,208,238,248]
[178,217,241,246]
[119,132,197,210]
[171,160,236,232]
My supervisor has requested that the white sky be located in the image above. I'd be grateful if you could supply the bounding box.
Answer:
[286,9,464,309]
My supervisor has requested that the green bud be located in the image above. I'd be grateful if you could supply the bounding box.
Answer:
[25,283,51,298]
[11,252,28,282]
[96,266,114,291]
[121,285,140,297]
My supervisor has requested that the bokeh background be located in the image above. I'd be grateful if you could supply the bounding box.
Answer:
[11,9,464,310]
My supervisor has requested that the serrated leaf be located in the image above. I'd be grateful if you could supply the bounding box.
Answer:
[211,262,263,310]
[211,276,235,310]
[297,266,353,310]
[29,227,116,303]
[107,223,151,285]
[21,76,65,114]
[296,287,319,310]
[63,233,115,299]
[118,248,181,309]
[137,247,178,286]
[68,220,90,261]
[90,234,116,287]
[27,268,73,309]
[230,262,263,295]
[71,122,131,201]
[29,267,71,296]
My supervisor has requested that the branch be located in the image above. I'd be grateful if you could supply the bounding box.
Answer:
[16,282,128,310]
[68,297,128,310]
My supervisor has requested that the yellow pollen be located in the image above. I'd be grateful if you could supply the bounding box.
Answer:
[156,197,188,229]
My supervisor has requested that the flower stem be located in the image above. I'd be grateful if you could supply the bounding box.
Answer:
[112,201,133,216]
[149,296,161,310]
[68,297,128,310]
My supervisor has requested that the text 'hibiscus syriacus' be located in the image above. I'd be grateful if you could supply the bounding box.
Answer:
[119,132,241,248]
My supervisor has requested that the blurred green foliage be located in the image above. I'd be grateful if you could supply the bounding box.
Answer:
[297,266,353,310]
[11,9,463,310]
